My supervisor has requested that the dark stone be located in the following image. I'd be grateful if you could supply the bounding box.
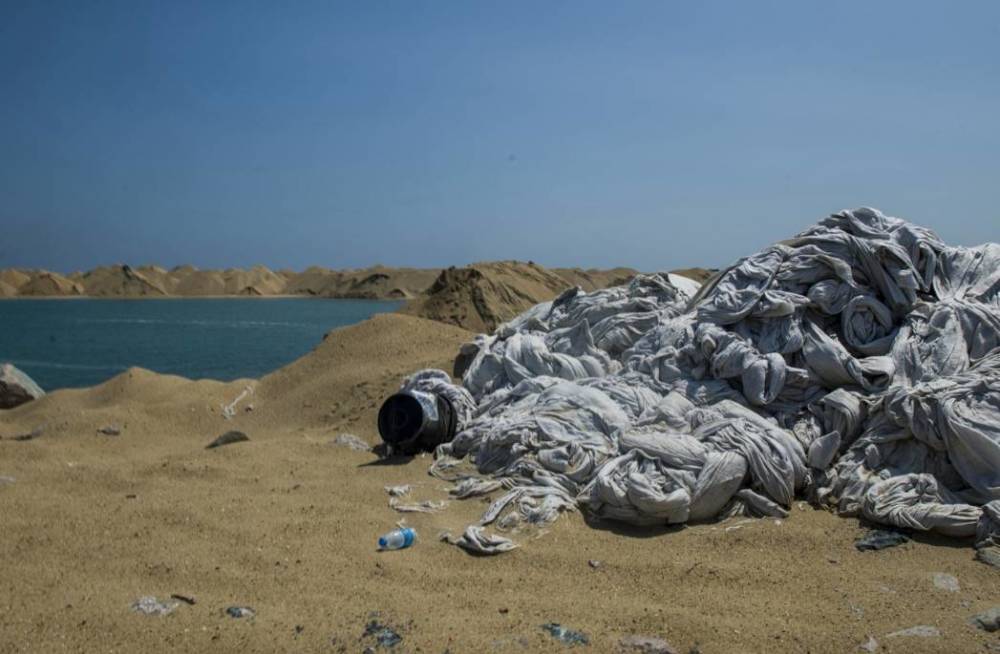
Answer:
[363,619,403,648]
[969,607,1000,632]
[225,606,255,619]
[0,363,44,410]
[855,529,909,551]
[206,431,250,449]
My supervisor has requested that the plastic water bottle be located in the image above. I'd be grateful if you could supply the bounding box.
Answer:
[377,527,416,551]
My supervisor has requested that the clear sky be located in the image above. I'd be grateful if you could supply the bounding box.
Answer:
[2,1,997,273]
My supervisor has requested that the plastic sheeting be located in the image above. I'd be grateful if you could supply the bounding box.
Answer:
[393,208,1000,553]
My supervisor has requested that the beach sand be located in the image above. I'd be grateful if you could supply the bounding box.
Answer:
[1,314,997,653]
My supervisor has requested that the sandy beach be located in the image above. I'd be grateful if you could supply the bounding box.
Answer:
[2,313,996,653]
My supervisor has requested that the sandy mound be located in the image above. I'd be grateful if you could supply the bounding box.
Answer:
[79,265,169,297]
[221,266,287,296]
[402,261,640,332]
[1,313,996,652]
[0,269,31,292]
[170,268,229,296]
[282,266,439,299]
[551,267,638,291]
[16,271,83,296]
[0,280,17,297]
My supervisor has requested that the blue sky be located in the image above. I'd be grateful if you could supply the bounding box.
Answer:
[1,1,997,272]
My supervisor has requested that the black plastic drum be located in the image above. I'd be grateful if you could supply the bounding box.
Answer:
[377,390,458,454]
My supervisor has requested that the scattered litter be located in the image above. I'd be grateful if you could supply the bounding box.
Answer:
[451,526,517,555]
[385,485,412,497]
[363,618,403,648]
[206,430,249,449]
[976,546,1000,569]
[855,530,909,552]
[130,596,180,616]
[225,606,256,619]
[97,425,121,436]
[541,623,589,646]
[618,634,677,653]
[331,433,371,452]
[969,607,1000,633]
[221,385,254,419]
[858,635,878,652]
[170,594,196,605]
[0,475,14,485]
[389,497,448,513]
[588,559,602,569]
[377,527,416,551]
[10,426,44,442]
[886,625,940,638]
[931,572,960,592]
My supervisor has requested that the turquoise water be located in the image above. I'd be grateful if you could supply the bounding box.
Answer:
[0,298,402,390]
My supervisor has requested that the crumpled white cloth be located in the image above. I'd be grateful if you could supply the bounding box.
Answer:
[387,208,1000,552]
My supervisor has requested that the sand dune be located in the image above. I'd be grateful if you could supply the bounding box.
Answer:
[15,271,84,296]
[78,265,170,297]
[401,261,578,333]
[1,313,996,653]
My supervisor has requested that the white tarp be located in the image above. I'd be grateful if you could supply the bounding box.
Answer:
[395,208,1000,553]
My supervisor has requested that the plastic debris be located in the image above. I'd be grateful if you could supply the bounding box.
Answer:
[377,527,416,551]
[854,529,909,552]
[858,635,878,652]
[931,572,960,592]
[97,425,121,436]
[206,430,249,450]
[0,475,14,485]
[384,485,412,497]
[221,385,254,419]
[391,209,1000,550]
[130,596,180,616]
[331,433,371,451]
[225,606,256,619]
[542,623,589,646]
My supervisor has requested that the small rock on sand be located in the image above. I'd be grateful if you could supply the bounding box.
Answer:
[976,546,1000,569]
[618,634,678,653]
[969,607,1000,633]
[931,572,960,592]
[225,606,256,619]
[130,596,180,616]
[0,363,45,409]
[206,431,250,449]
[886,625,940,638]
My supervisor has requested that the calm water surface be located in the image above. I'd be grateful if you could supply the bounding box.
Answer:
[0,298,402,390]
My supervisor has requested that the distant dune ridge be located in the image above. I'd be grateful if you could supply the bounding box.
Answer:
[0,262,716,331]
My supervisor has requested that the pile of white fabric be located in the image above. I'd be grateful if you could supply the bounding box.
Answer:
[396,208,1000,554]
